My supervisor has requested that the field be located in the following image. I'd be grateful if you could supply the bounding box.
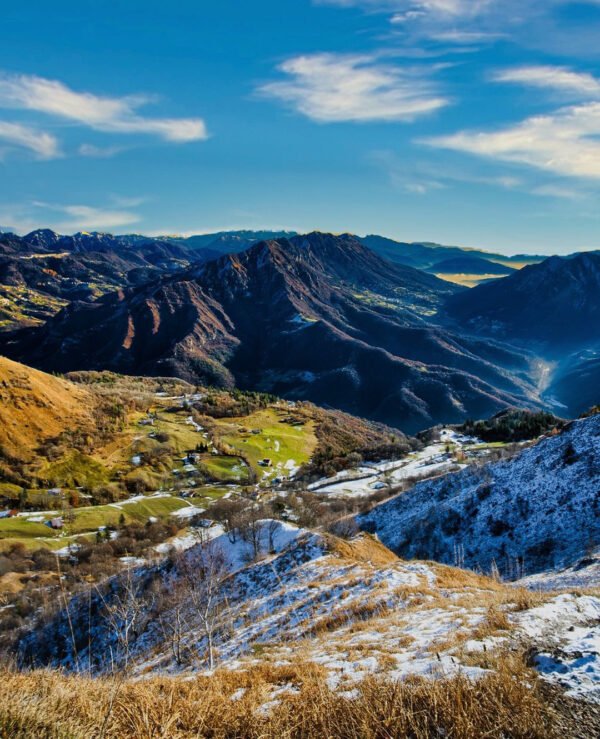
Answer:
[199,455,250,483]
[213,407,317,482]
[94,408,203,471]
[0,284,67,331]
[0,494,191,551]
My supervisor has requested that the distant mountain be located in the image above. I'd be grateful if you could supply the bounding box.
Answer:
[359,412,600,577]
[358,234,544,271]
[0,230,211,331]
[427,256,515,276]
[445,252,600,353]
[3,233,538,432]
[167,230,298,254]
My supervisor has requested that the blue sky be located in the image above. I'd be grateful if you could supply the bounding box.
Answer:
[1,1,600,254]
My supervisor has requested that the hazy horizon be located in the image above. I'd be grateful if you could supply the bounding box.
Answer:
[4,224,600,258]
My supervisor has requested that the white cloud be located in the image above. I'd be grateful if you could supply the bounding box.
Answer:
[78,143,124,158]
[0,121,60,159]
[317,0,600,52]
[424,102,600,179]
[56,204,141,230]
[258,53,448,123]
[0,200,143,234]
[532,184,583,200]
[318,1,495,21]
[493,66,600,97]
[0,73,208,142]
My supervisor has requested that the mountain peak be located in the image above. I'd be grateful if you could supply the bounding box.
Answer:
[23,229,61,248]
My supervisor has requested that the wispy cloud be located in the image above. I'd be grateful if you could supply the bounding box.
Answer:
[531,183,584,200]
[0,200,142,234]
[0,72,208,142]
[318,0,490,13]
[0,121,60,159]
[258,53,449,123]
[424,102,600,179]
[493,66,600,97]
[55,204,141,230]
[317,0,600,53]
[370,147,593,201]
[78,143,124,158]
[424,64,600,180]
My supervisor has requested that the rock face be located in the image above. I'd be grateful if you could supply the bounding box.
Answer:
[359,413,600,577]
[3,233,539,432]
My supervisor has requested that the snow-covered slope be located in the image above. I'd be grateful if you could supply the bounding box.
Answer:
[16,521,600,703]
[359,414,600,579]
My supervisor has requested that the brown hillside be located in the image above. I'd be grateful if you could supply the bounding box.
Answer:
[0,356,96,459]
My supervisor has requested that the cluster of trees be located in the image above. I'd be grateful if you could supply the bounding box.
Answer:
[192,388,277,419]
[299,406,417,480]
[459,410,564,443]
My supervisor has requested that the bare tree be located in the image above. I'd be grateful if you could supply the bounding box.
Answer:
[238,505,268,561]
[266,518,279,554]
[96,567,156,739]
[176,535,230,670]
[210,498,246,543]
[157,578,191,667]
[98,566,154,670]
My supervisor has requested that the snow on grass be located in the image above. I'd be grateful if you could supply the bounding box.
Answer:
[519,550,600,591]
[155,529,217,554]
[308,429,475,497]
[359,414,600,578]
[514,594,600,702]
[535,626,600,702]
[186,416,203,432]
[170,505,206,519]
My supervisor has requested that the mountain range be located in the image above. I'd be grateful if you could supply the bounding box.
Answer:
[1,227,599,431]
[2,232,542,433]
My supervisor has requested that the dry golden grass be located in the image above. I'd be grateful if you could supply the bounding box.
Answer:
[0,356,96,460]
[430,562,506,592]
[326,533,400,566]
[0,655,557,739]
[307,600,391,637]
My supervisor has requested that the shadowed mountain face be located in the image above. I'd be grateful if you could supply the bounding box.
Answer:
[358,234,544,271]
[358,413,600,577]
[445,252,600,353]
[0,229,216,331]
[2,233,538,433]
[426,257,515,276]
[442,251,600,417]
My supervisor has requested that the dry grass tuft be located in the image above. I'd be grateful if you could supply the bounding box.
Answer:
[431,562,505,592]
[325,533,400,566]
[0,655,557,738]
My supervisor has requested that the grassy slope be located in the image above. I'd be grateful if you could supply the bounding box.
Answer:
[0,356,96,460]
[0,495,189,550]
[199,455,250,483]
[214,407,317,481]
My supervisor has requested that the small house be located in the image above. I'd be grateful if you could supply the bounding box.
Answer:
[46,517,64,530]
[258,458,272,467]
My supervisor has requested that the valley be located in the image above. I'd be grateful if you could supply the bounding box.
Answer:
[4,0,600,732]
[0,229,599,738]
